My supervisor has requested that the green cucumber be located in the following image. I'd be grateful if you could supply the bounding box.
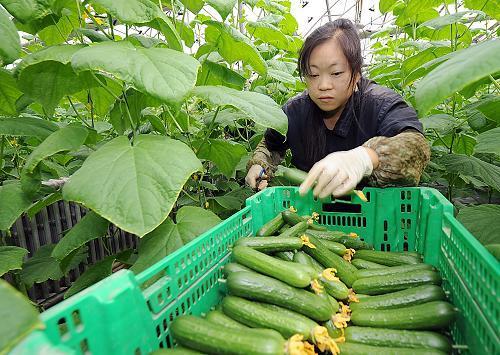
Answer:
[302,234,358,287]
[350,285,446,311]
[171,315,285,355]
[302,215,328,231]
[351,258,387,269]
[344,326,452,352]
[354,250,422,266]
[338,342,447,355]
[221,296,318,339]
[277,221,308,239]
[223,262,253,277]
[205,309,248,329]
[282,210,326,231]
[226,271,332,321]
[323,319,343,339]
[396,251,423,259]
[306,230,373,250]
[256,214,284,237]
[352,269,441,295]
[151,348,203,354]
[354,263,434,279]
[277,224,290,234]
[485,244,500,260]
[278,166,308,185]
[351,301,457,330]
[234,236,303,253]
[293,251,349,301]
[273,251,295,261]
[318,239,347,256]
[232,245,315,287]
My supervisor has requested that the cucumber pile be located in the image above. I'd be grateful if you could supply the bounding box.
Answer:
[164,209,457,355]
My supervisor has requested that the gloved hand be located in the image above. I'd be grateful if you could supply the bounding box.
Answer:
[299,147,374,198]
[245,164,268,191]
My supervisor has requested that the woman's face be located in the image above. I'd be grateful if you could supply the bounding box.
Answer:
[305,37,358,113]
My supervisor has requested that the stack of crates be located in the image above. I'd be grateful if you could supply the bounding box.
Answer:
[11,187,499,355]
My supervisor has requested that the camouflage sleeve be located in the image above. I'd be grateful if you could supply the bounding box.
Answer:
[246,138,285,177]
[362,130,431,187]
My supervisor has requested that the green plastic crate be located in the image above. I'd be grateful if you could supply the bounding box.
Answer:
[11,187,499,355]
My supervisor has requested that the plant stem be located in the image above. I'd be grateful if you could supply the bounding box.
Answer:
[67,96,92,128]
[83,7,113,40]
[108,14,115,40]
[0,136,4,170]
[196,106,221,153]
[489,75,500,91]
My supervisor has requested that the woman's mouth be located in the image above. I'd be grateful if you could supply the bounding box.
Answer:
[318,97,334,102]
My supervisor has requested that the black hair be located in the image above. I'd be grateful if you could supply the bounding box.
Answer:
[298,18,367,167]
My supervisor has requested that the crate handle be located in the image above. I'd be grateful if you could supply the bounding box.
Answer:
[322,201,362,214]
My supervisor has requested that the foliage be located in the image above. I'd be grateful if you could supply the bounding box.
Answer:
[0,0,498,302]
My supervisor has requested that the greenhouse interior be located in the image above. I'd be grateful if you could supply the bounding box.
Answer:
[0,0,498,354]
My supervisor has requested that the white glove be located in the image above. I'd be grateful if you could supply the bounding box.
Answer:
[299,147,374,198]
[245,164,268,191]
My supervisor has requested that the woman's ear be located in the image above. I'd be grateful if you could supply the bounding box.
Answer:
[353,72,361,92]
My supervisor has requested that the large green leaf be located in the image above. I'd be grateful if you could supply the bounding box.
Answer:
[205,20,267,75]
[463,95,500,122]
[420,114,456,133]
[52,211,109,261]
[246,21,289,50]
[192,85,287,135]
[395,0,439,27]
[457,205,500,245]
[0,0,55,23]
[23,125,88,174]
[179,0,204,13]
[379,0,401,13]
[90,0,182,50]
[63,135,202,237]
[0,116,58,140]
[464,0,500,20]
[278,13,298,35]
[418,10,485,29]
[196,60,246,89]
[0,280,43,354]
[0,246,28,276]
[15,44,85,74]
[205,0,237,20]
[196,139,247,177]
[0,69,22,115]
[0,182,32,231]
[474,127,500,155]
[436,154,500,191]
[415,39,500,115]
[21,243,86,287]
[401,46,451,78]
[131,206,220,274]
[0,6,21,65]
[38,10,79,45]
[18,61,95,114]
[71,41,200,105]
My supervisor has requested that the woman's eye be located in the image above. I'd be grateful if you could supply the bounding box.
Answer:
[332,72,343,76]
[310,74,319,78]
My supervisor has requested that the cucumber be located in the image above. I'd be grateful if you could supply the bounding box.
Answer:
[318,239,347,256]
[234,236,303,253]
[302,234,358,287]
[171,315,285,355]
[277,224,290,234]
[223,262,253,277]
[323,320,343,338]
[350,285,446,311]
[396,251,423,259]
[338,342,447,355]
[273,251,295,261]
[354,263,434,279]
[306,230,373,250]
[256,214,284,237]
[485,244,500,260]
[232,245,315,287]
[226,271,332,321]
[276,221,308,239]
[344,326,452,352]
[351,258,387,269]
[205,309,248,329]
[282,210,326,231]
[352,269,442,295]
[354,250,422,266]
[151,348,203,354]
[221,296,318,339]
[351,301,457,330]
[278,165,308,185]
[293,251,349,301]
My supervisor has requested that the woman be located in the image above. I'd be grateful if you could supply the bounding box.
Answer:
[245,19,430,198]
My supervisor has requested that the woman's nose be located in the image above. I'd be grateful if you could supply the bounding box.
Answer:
[318,75,333,90]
